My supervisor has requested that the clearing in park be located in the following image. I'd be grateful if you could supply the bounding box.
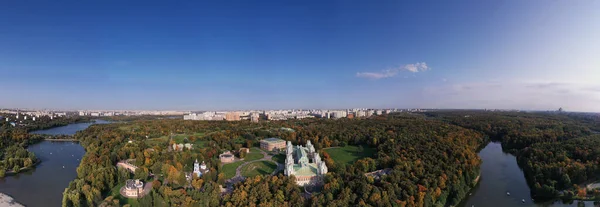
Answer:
[324,145,376,165]
[222,161,244,179]
[243,148,264,162]
[241,161,278,178]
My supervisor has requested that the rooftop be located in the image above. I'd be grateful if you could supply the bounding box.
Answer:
[293,163,319,176]
[125,179,143,189]
[261,137,285,143]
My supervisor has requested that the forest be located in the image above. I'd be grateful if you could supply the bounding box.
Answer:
[425,111,600,200]
[62,114,485,207]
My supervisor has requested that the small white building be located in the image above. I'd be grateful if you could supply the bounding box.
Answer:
[124,179,144,198]
[193,159,209,177]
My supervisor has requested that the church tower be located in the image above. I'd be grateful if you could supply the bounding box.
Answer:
[193,159,201,177]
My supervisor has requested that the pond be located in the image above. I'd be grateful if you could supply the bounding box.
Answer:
[0,120,111,207]
[461,142,595,207]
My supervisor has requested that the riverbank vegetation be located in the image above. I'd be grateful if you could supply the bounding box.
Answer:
[0,121,41,177]
[426,111,600,201]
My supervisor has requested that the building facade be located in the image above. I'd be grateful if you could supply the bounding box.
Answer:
[284,140,328,186]
[193,159,209,177]
[219,151,235,163]
[124,179,144,198]
[260,138,286,151]
[225,112,241,121]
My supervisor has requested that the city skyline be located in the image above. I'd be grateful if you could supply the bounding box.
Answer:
[1,1,599,112]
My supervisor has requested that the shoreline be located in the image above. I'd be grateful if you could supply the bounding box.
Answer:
[0,193,25,207]
[4,160,42,176]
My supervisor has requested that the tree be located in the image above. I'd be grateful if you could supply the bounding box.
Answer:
[134,168,149,181]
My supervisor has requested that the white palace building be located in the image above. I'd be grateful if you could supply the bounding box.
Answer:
[284,140,328,186]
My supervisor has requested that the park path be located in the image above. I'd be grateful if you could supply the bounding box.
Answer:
[227,149,281,184]
[116,160,138,173]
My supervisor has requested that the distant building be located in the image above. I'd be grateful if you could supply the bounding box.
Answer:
[219,151,235,163]
[331,111,347,119]
[250,113,260,122]
[260,138,286,151]
[184,113,199,120]
[193,159,209,177]
[284,141,328,186]
[124,179,144,198]
[172,143,193,151]
[347,113,355,119]
[225,112,240,121]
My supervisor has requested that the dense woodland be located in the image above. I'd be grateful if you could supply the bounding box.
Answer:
[426,111,600,200]
[62,115,485,207]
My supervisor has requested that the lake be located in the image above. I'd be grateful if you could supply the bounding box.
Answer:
[461,142,595,207]
[0,120,110,207]
[30,119,112,135]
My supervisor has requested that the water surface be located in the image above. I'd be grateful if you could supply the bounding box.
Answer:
[0,141,84,207]
[31,119,111,135]
[0,120,111,207]
[462,142,594,207]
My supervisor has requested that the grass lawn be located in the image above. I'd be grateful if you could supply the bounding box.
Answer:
[241,161,277,178]
[244,152,264,162]
[222,161,244,179]
[145,136,168,146]
[243,148,264,161]
[324,145,375,165]
[272,154,285,164]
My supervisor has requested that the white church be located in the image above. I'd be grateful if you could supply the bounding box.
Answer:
[193,159,209,177]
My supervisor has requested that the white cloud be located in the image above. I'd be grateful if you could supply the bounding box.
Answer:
[356,69,398,79]
[356,62,430,80]
[403,62,430,73]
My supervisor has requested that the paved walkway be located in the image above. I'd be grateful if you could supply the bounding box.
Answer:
[116,160,138,173]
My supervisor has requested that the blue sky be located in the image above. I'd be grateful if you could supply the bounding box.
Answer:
[1,1,599,111]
